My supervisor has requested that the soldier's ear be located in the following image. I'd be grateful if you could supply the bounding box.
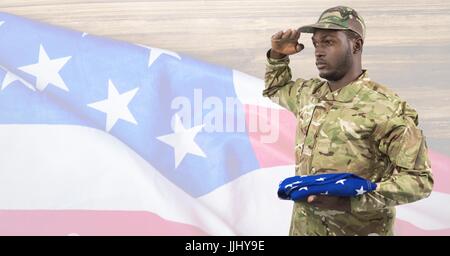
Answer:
[353,38,363,54]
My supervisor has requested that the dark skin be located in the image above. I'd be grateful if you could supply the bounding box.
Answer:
[269,28,364,211]
[270,28,363,91]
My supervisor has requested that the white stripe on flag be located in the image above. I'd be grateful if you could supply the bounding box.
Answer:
[396,191,450,230]
[0,124,292,235]
[198,165,293,235]
[232,69,283,109]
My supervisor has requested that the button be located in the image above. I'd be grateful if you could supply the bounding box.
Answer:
[311,120,320,126]
[303,147,312,156]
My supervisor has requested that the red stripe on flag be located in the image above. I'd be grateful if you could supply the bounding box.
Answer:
[428,149,450,194]
[0,210,208,236]
[395,219,450,236]
[245,105,295,167]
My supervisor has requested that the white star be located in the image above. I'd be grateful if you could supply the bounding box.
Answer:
[316,177,326,182]
[0,65,35,91]
[137,44,181,67]
[148,47,180,67]
[285,181,302,190]
[335,179,346,185]
[82,32,88,37]
[299,186,308,191]
[355,186,366,195]
[0,21,4,27]
[157,114,206,168]
[18,44,71,91]
[87,80,139,132]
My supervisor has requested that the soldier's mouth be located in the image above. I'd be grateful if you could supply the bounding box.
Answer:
[316,62,327,69]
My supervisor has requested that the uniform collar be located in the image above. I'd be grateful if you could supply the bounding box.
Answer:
[315,70,369,103]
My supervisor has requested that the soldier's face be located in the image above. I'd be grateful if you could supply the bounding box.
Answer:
[312,30,353,81]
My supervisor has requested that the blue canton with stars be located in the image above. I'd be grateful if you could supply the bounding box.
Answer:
[278,173,378,201]
[0,12,260,197]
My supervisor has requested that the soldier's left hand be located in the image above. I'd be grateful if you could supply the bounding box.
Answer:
[307,195,351,212]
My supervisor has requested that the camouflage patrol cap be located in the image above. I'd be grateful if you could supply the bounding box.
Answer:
[298,6,366,40]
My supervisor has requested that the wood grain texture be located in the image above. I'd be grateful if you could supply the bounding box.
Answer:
[1,0,450,152]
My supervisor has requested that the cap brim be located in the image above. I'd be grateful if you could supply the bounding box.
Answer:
[297,23,348,33]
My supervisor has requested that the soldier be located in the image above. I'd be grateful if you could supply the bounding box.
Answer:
[264,6,434,235]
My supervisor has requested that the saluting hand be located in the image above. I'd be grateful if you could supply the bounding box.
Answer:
[270,28,304,58]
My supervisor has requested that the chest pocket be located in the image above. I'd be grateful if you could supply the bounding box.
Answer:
[328,108,374,141]
[314,108,375,161]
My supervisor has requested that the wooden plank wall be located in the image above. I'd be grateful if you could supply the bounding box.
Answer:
[1,0,450,152]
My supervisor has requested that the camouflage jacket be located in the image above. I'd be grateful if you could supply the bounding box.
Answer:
[263,52,434,236]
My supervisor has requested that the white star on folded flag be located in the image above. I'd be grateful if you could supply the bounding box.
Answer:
[355,186,366,195]
[335,179,346,185]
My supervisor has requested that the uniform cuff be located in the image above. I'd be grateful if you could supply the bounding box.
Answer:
[266,49,290,65]
[350,195,365,212]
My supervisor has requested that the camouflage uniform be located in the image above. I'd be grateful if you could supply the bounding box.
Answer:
[264,6,434,236]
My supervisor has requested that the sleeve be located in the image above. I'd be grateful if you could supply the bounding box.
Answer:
[263,49,306,114]
[350,108,434,212]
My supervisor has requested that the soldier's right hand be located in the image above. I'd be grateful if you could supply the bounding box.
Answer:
[270,29,304,58]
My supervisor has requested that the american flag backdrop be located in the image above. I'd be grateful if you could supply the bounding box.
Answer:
[0,12,449,236]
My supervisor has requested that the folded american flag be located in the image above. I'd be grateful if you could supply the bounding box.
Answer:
[278,173,377,201]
